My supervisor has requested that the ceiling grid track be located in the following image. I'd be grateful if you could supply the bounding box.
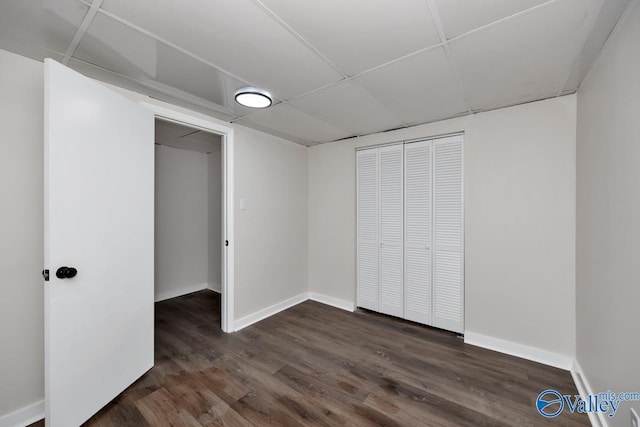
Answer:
[445,0,561,45]
[556,0,605,96]
[68,0,276,121]
[63,0,104,64]
[347,80,411,129]
[425,0,472,114]
[347,43,441,130]
[245,0,362,130]
[72,0,441,126]
[245,0,573,134]
[249,0,410,130]
[348,43,444,81]
[93,7,269,102]
[236,97,356,142]
[280,73,410,131]
[52,0,630,145]
[250,0,347,79]
[66,55,241,120]
[339,0,561,81]
[578,0,639,91]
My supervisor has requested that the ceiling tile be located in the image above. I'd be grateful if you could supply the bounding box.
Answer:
[73,12,259,117]
[185,130,223,145]
[64,56,238,122]
[156,120,221,153]
[0,0,89,60]
[100,0,342,99]
[0,0,615,147]
[354,47,468,126]
[155,119,197,140]
[449,0,596,111]
[236,103,352,143]
[434,0,549,39]
[562,0,630,92]
[258,0,440,76]
[289,81,404,135]
[156,139,218,153]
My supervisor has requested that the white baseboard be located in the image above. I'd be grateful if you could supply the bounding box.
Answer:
[464,331,573,370]
[206,282,221,294]
[154,282,208,302]
[308,292,355,312]
[0,400,44,427]
[234,292,309,332]
[571,359,607,427]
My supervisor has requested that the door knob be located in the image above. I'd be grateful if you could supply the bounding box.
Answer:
[56,266,78,279]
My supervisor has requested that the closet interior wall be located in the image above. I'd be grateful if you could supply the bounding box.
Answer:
[154,121,223,303]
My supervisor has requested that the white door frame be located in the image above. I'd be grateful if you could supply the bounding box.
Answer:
[141,103,235,333]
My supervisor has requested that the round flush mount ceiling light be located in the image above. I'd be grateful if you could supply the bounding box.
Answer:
[234,86,272,108]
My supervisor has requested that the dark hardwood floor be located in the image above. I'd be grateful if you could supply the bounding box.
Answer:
[31,290,587,426]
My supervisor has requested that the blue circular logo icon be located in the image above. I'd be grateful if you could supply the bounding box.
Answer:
[536,389,564,418]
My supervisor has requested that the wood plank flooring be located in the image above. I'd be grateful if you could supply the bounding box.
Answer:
[31,290,587,426]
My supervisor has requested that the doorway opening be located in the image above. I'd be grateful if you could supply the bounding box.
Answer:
[145,102,235,333]
[154,118,223,327]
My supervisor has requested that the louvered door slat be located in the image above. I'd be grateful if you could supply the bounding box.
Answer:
[357,136,463,335]
[433,136,464,333]
[378,144,404,318]
[404,140,432,325]
[357,149,379,311]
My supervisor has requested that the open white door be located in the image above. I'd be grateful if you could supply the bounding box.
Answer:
[44,59,154,426]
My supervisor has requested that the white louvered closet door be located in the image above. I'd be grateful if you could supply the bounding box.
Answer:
[404,141,432,325]
[378,144,404,318]
[356,149,379,311]
[433,136,464,333]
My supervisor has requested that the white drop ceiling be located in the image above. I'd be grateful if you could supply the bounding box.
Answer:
[0,0,630,146]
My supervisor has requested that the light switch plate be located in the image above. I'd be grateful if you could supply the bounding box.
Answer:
[631,408,638,427]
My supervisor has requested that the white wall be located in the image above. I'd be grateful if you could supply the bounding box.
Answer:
[233,126,309,319]
[106,74,309,324]
[308,141,356,305]
[103,86,309,322]
[309,95,577,360]
[576,3,640,426]
[0,49,309,422]
[208,145,222,293]
[0,42,583,423]
[0,48,45,421]
[155,144,209,302]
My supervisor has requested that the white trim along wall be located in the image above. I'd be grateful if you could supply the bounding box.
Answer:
[0,401,45,427]
[3,45,610,427]
[308,95,577,371]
